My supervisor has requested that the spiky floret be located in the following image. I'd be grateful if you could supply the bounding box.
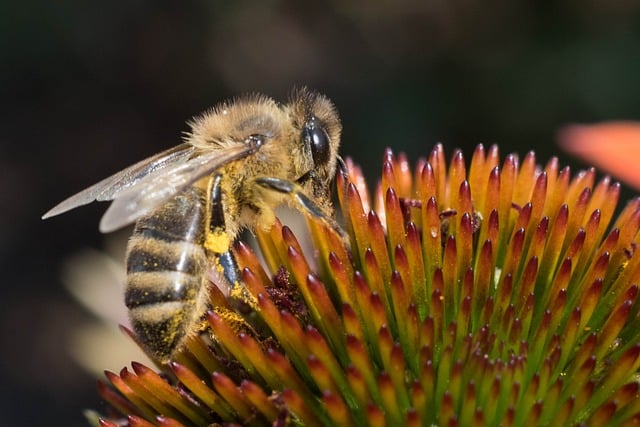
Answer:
[98,145,640,427]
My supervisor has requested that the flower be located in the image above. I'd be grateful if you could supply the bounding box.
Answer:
[97,144,640,426]
[558,121,640,191]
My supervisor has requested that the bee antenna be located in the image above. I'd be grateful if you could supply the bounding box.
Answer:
[336,155,348,177]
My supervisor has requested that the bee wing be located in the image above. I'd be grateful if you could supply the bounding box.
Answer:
[99,143,256,232]
[42,143,196,219]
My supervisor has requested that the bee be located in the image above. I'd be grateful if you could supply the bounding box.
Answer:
[43,88,342,361]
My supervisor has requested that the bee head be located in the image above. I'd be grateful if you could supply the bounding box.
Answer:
[287,87,342,199]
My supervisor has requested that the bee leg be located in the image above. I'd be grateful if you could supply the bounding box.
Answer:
[254,177,347,242]
[217,251,239,287]
[205,174,240,288]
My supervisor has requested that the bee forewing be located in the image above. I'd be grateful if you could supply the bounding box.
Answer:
[99,143,257,232]
[94,143,197,202]
[41,173,128,219]
[42,143,196,219]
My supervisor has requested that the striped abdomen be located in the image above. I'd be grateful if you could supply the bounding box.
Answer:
[124,186,209,361]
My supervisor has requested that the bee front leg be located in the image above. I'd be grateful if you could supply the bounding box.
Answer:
[254,177,347,241]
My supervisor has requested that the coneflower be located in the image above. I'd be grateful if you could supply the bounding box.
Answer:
[96,144,640,426]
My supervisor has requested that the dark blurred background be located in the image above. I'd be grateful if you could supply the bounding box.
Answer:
[2,1,640,426]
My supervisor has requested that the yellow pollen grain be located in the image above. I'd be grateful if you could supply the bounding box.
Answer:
[204,232,231,254]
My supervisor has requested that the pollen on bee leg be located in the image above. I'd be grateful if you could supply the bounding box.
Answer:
[204,231,231,254]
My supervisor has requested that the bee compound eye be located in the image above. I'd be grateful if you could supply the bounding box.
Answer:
[304,120,331,167]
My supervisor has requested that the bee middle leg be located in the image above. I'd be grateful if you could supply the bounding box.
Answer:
[204,174,240,289]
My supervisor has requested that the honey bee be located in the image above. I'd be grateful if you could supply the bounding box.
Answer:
[43,88,342,361]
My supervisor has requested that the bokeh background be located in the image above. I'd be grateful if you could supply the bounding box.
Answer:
[2,1,640,426]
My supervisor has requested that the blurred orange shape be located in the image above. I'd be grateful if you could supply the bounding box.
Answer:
[558,121,640,190]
